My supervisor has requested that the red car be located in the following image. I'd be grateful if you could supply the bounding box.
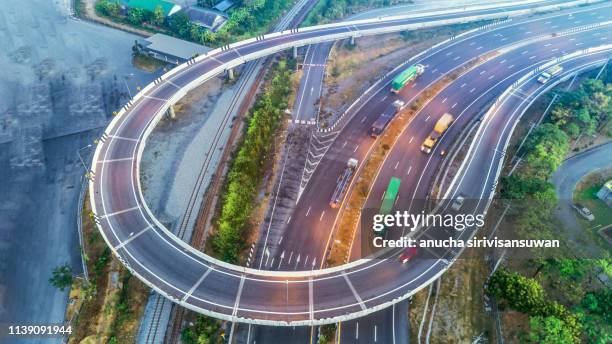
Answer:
[400,247,418,264]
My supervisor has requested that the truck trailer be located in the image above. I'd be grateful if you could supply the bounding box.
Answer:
[375,176,402,236]
[421,113,454,154]
[391,64,425,93]
[369,100,405,137]
[330,158,359,208]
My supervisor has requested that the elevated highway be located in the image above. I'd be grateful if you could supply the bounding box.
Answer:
[90,0,612,325]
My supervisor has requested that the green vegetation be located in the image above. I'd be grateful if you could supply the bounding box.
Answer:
[302,0,410,26]
[96,0,295,46]
[318,324,336,344]
[493,71,612,343]
[487,269,582,342]
[528,315,575,344]
[49,263,73,291]
[575,181,612,232]
[211,60,293,263]
[181,315,223,344]
[500,75,612,237]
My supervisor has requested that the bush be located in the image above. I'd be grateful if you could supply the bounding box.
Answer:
[212,61,292,262]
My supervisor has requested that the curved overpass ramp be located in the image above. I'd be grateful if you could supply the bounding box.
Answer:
[91,0,612,325]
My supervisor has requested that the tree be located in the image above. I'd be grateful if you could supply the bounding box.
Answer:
[181,316,222,344]
[49,263,73,291]
[152,5,165,26]
[128,8,146,25]
[487,269,547,314]
[523,123,569,179]
[96,0,121,17]
[528,316,575,344]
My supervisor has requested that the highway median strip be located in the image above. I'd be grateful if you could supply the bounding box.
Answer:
[327,52,497,267]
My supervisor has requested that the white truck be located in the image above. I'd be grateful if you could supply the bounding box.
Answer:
[537,65,563,84]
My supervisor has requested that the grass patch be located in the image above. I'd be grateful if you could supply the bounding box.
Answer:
[574,171,612,245]
[68,192,149,343]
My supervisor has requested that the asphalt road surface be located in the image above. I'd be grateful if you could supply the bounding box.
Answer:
[89,0,612,325]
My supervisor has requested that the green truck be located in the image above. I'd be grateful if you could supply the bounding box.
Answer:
[376,177,401,235]
[391,64,425,93]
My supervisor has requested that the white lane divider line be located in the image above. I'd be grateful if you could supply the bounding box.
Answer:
[309,278,314,321]
[165,79,182,90]
[343,272,367,311]
[181,266,214,302]
[406,166,412,176]
[143,95,169,102]
[98,157,133,163]
[101,206,140,219]
[108,135,139,142]
[231,275,246,319]
[115,224,152,250]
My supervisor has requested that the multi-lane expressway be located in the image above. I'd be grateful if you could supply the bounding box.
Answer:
[89,0,612,326]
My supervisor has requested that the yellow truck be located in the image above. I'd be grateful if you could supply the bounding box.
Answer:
[421,113,454,154]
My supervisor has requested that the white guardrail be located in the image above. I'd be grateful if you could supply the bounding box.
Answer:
[90,0,610,282]
[87,1,611,325]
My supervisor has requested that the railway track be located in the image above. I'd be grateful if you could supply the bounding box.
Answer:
[157,1,320,343]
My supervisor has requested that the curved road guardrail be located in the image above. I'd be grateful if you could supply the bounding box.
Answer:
[90,0,611,325]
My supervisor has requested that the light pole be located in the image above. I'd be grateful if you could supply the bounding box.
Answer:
[123,73,135,99]
[77,144,93,172]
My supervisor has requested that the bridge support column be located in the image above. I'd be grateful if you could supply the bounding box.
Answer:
[227,68,235,80]
[293,46,298,59]
[168,104,176,119]
[350,36,355,45]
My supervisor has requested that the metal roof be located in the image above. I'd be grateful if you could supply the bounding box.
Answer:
[143,34,211,60]
[119,0,182,16]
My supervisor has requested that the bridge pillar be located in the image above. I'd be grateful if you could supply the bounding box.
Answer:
[350,36,355,45]
[168,104,176,119]
[293,46,298,59]
[227,68,235,80]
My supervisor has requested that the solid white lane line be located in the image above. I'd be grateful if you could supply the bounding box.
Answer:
[115,224,152,250]
[343,272,367,311]
[108,135,139,142]
[143,95,168,102]
[181,266,214,302]
[309,278,314,321]
[232,275,246,318]
[99,157,133,163]
[101,206,140,219]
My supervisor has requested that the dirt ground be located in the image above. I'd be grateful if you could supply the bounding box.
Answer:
[69,195,149,344]
[409,255,492,344]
